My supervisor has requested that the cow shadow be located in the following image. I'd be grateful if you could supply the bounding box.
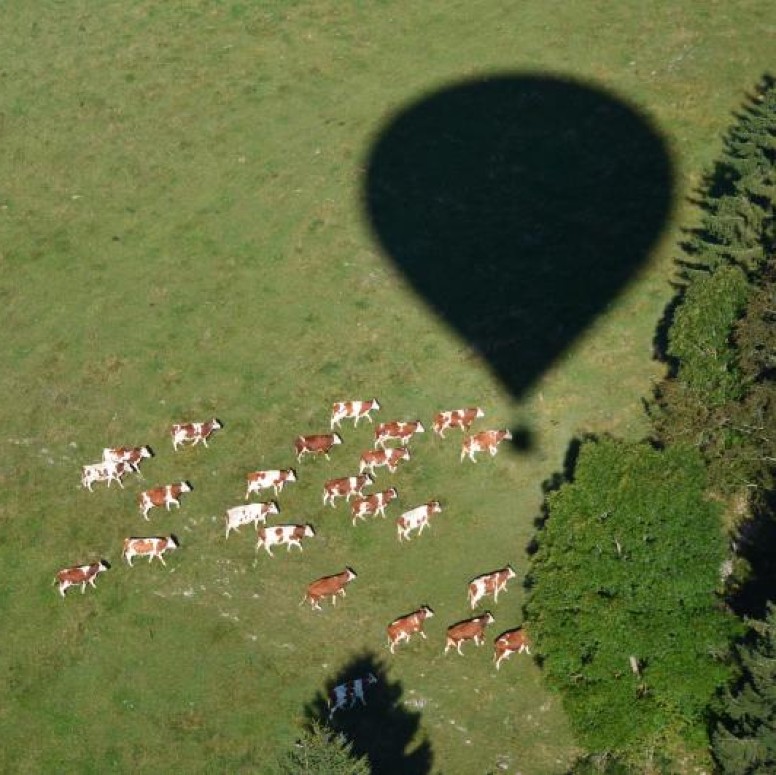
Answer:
[304,651,433,775]
[364,73,674,448]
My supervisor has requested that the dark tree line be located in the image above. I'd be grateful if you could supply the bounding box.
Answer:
[527,74,776,773]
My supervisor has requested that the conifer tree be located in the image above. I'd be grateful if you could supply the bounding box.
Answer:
[277,721,371,774]
[712,604,776,773]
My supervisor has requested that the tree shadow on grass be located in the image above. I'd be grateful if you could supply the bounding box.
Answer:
[304,651,433,775]
[364,73,674,450]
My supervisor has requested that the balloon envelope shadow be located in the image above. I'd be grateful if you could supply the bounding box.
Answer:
[364,74,674,407]
[304,652,433,775]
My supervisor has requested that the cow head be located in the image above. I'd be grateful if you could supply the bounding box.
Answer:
[430,500,442,514]
[505,565,516,579]
[332,433,343,446]
[482,612,495,626]
[415,421,426,433]
[97,560,111,573]
[211,418,224,430]
[345,567,357,582]
[501,429,513,441]
[387,487,398,500]
[140,446,154,459]
[366,672,378,686]
[181,481,193,493]
[304,525,316,538]
[476,407,485,418]
[421,605,435,619]
[371,399,381,411]
[286,468,297,481]
[397,447,411,461]
[364,473,375,486]
[168,535,180,550]
[268,501,280,515]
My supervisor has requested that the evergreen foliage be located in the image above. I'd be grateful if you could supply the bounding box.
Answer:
[712,604,776,773]
[525,438,738,763]
[650,74,776,501]
[277,721,371,775]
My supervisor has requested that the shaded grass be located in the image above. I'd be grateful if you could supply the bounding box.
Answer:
[0,1,772,773]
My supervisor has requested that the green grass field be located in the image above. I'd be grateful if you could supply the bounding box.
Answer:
[0,2,772,773]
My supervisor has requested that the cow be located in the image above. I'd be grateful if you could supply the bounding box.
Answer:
[396,501,442,542]
[102,445,153,476]
[138,481,192,520]
[330,399,381,430]
[468,566,517,609]
[123,535,179,566]
[55,561,109,598]
[374,420,425,449]
[81,459,132,491]
[294,433,342,462]
[359,446,410,476]
[224,501,279,538]
[461,429,513,463]
[328,673,378,719]
[322,474,374,508]
[387,606,434,653]
[432,407,485,438]
[445,612,495,655]
[493,627,531,670]
[245,468,297,499]
[256,524,315,556]
[350,487,399,525]
[301,568,357,611]
[171,419,223,451]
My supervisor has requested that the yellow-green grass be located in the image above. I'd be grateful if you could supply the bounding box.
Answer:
[0,1,772,773]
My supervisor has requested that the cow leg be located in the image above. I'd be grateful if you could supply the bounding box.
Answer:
[81,582,87,594]
[457,641,464,656]
[157,554,167,566]
[58,582,68,598]
[420,631,427,639]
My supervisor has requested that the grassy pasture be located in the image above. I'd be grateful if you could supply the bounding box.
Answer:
[0,1,772,773]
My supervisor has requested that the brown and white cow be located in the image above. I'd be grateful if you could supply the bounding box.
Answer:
[387,606,434,653]
[444,612,495,655]
[330,399,381,430]
[256,524,315,556]
[350,487,399,525]
[123,535,179,566]
[328,673,378,718]
[102,445,153,476]
[468,566,517,609]
[359,446,411,476]
[302,568,357,610]
[493,627,531,670]
[322,474,374,508]
[294,433,342,462]
[245,468,297,499]
[138,481,192,520]
[224,501,279,538]
[432,407,485,438]
[461,429,512,463]
[374,420,425,449]
[81,459,132,491]
[396,501,442,542]
[171,419,223,451]
[55,561,109,598]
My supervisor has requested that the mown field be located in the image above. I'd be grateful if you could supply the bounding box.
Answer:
[0,2,772,773]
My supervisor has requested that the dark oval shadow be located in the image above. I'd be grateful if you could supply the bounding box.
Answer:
[364,74,674,402]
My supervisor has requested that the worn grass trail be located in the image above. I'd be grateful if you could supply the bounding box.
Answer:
[0,2,771,773]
